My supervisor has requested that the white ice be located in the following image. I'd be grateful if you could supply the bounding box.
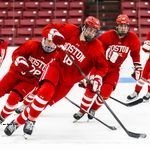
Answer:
[0,47,150,150]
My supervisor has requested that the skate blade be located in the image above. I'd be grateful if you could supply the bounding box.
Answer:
[73,119,78,123]
[23,133,30,140]
[143,99,149,103]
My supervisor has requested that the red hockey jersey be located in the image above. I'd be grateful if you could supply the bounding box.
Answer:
[42,23,108,85]
[98,30,141,69]
[10,40,57,82]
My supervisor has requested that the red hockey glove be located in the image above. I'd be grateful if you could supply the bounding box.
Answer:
[90,75,102,92]
[131,63,142,80]
[14,56,29,74]
[142,40,150,53]
[48,29,65,46]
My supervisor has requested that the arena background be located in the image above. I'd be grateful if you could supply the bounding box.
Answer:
[0,0,150,150]
[0,0,149,46]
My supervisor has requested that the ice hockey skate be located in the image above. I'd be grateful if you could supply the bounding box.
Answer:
[0,115,4,124]
[143,92,150,102]
[15,104,27,114]
[73,111,84,122]
[127,91,138,101]
[23,119,35,139]
[4,120,19,136]
[87,109,95,120]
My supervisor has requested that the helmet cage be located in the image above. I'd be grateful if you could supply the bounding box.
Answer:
[115,24,130,36]
[41,37,56,53]
[82,25,100,41]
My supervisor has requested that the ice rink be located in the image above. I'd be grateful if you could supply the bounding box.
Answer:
[0,47,150,150]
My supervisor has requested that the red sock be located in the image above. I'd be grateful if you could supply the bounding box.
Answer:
[79,88,95,113]
[28,82,55,121]
[135,84,142,93]
[1,91,21,119]
[16,107,29,125]
[90,84,113,111]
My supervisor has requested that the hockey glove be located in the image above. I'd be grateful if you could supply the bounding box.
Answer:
[78,78,88,88]
[14,56,29,74]
[48,29,65,46]
[131,63,142,80]
[142,40,150,53]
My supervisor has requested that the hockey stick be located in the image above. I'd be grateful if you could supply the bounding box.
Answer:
[96,93,146,138]
[78,86,143,107]
[65,96,116,130]
[110,96,143,107]
[62,49,147,138]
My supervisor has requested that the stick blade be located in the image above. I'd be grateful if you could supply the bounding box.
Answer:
[128,131,147,138]
[110,126,117,130]
[127,98,143,107]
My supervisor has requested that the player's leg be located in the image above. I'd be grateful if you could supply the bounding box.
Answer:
[140,60,150,101]
[0,90,22,124]
[142,81,150,101]
[22,61,61,136]
[4,106,30,136]
[88,83,114,119]
[127,79,144,100]
[127,60,150,101]
[4,80,56,136]
[0,81,36,124]
[73,87,95,120]
[88,71,119,119]
[0,72,20,124]
[15,88,36,114]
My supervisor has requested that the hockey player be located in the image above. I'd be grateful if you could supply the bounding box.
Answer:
[4,16,108,137]
[0,31,65,124]
[127,31,150,101]
[73,14,142,120]
[0,39,8,67]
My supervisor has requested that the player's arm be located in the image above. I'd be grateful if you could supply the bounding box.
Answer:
[87,43,108,92]
[11,41,31,74]
[42,24,66,47]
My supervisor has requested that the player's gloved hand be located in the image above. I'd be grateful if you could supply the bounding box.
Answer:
[142,40,150,53]
[14,56,29,74]
[131,63,142,80]
[48,29,65,46]
[90,75,102,92]
[78,78,88,88]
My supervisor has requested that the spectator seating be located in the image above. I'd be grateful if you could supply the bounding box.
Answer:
[121,0,150,43]
[7,10,22,19]
[0,0,86,45]
[23,11,38,19]
[0,10,7,19]
[38,10,53,19]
